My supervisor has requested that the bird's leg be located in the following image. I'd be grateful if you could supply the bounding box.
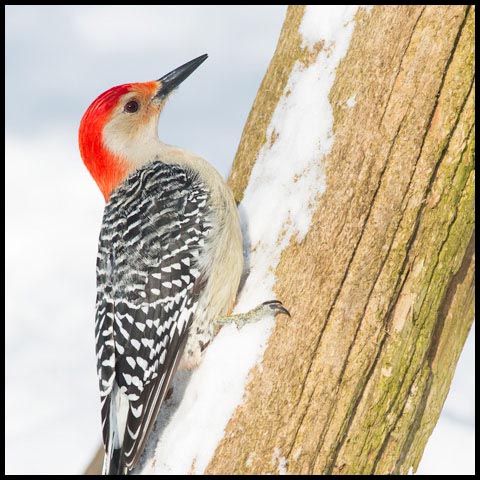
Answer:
[215,300,290,329]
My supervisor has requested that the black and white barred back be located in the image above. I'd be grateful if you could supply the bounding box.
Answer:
[95,160,212,474]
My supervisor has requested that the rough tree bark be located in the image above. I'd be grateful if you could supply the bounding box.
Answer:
[85,5,474,475]
[206,5,475,475]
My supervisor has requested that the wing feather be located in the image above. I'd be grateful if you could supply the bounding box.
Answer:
[95,162,211,473]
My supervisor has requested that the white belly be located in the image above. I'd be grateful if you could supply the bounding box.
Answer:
[181,185,243,369]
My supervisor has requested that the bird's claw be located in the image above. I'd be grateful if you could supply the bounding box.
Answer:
[216,300,291,330]
[261,300,291,317]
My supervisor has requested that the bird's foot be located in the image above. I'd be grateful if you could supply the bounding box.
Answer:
[215,300,290,330]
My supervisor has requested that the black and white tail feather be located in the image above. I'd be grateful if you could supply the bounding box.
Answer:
[95,161,211,474]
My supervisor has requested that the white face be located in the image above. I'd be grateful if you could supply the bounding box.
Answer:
[102,87,165,170]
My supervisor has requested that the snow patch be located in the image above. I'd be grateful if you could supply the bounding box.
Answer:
[139,319,274,474]
[300,6,358,50]
[246,451,256,467]
[272,447,288,475]
[237,5,359,309]
[346,94,357,108]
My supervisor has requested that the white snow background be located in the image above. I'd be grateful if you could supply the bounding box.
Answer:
[5,5,474,475]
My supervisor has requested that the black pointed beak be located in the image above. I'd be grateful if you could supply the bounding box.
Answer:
[156,54,208,99]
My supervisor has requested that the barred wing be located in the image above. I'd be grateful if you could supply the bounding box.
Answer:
[95,161,211,473]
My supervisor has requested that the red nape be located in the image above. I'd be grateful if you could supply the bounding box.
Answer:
[78,84,133,201]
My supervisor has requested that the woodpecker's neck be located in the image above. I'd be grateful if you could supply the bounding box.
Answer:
[81,107,227,204]
[102,113,163,174]
[81,112,163,201]
[156,144,232,210]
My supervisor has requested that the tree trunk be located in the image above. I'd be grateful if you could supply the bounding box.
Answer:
[206,5,475,475]
[85,5,474,475]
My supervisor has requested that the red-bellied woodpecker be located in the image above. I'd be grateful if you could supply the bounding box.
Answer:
[79,54,289,475]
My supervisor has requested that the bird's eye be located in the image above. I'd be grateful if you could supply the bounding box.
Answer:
[124,100,140,113]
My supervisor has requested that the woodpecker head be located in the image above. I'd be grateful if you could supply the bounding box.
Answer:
[79,54,208,201]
